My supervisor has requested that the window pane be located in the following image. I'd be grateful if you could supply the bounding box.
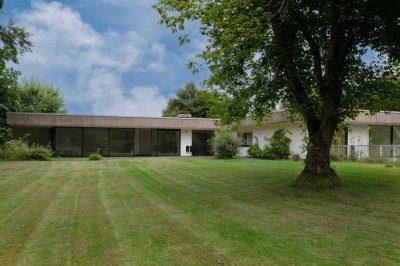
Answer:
[370,126,391,145]
[84,128,109,156]
[245,133,253,146]
[12,127,50,147]
[110,129,134,156]
[192,130,213,156]
[238,132,253,146]
[56,128,82,156]
[157,130,180,156]
[135,129,152,156]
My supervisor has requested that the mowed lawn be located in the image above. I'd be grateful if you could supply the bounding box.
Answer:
[0,158,399,265]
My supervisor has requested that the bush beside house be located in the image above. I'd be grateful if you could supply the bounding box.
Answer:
[247,129,291,160]
[211,129,242,158]
[0,138,53,161]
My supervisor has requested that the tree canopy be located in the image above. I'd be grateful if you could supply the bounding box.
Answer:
[18,79,67,114]
[162,82,224,118]
[155,0,400,188]
[0,0,32,143]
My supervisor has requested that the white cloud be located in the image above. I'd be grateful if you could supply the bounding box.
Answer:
[15,0,168,116]
[87,69,167,116]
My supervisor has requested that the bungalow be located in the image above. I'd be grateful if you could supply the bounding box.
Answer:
[237,111,400,160]
[6,111,400,159]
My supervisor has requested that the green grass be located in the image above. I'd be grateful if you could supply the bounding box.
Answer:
[0,158,399,265]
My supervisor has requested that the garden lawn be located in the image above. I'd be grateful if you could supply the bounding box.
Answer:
[0,158,399,265]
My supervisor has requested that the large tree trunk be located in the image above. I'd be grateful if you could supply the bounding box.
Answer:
[295,118,340,189]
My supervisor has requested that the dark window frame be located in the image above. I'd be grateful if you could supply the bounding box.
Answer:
[54,127,84,157]
[239,132,253,147]
[109,128,135,157]
[156,129,181,157]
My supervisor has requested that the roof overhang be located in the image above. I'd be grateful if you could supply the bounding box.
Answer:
[7,111,400,131]
[7,112,219,130]
[240,111,400,129]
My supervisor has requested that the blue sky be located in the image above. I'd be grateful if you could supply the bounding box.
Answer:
[3,0,209,116]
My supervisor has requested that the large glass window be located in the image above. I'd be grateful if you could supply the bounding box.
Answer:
[369,126,391,145]
[55,128,82,156]
[84,128,109,156]
[136,129,152,156]
[12,127,50,147]
[110,129,134,156]
[157,130,180,156]
[192,130,213,156]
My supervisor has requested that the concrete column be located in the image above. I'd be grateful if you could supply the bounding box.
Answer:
[180,129,192,156]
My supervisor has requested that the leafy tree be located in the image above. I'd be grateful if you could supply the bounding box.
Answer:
[155,0,400,188]
[362,77,400,111]
[163,82,224,118]
[18,79,67,114]
[0,0,32,143]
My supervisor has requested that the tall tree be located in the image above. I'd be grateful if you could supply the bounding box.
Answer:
[154,0,400,188]
[0,0,32,143]
[18,79,67,114]
[163,82,224,118]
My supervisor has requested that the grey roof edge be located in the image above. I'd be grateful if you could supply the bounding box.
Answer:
[6,112,219,122]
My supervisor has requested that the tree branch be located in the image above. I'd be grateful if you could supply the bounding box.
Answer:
[269,13,307,107]
[293,12,323,84]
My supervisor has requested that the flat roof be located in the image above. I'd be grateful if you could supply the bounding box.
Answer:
[240,111,400,130]
[7,111,400,131]
[6,112,219,130]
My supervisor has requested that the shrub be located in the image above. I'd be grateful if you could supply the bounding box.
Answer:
[365,155,387,164]
[262,145,276,160]
[26,145,53,160]
[211,129,242,159]
[89,153,103,160]
[0,138,53,161]
[263,129,291,159]
[383,161,400,168]
[247,143,263,158]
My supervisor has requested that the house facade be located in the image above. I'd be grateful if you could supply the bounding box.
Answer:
[6,112,217,157]
[6,111,400,159]
[237,111,400,160]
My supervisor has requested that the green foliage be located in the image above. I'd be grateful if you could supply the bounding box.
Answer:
[0,9,32,144]
[162,82,225,118]
[0,137,53,161]
[360,76,400,112]
[248,129,291,160]
[264,129,291,160]
[18,79,67,114]
[384,161,400,168]
[155,0,400,181]
[155,0,400,122]
[211,129,242,158]
[247,143,263,158]
[365,155,387,164]
[89,153,103,161]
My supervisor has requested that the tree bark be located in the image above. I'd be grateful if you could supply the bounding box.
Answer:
[295,118,340,189]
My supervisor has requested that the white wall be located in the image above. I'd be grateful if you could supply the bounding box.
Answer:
[237,147,249,157]
[238,122,307,158]
[180,129,192,156]
[348,124,369,145]
[238,122,375,158]
[346,124,370,159]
